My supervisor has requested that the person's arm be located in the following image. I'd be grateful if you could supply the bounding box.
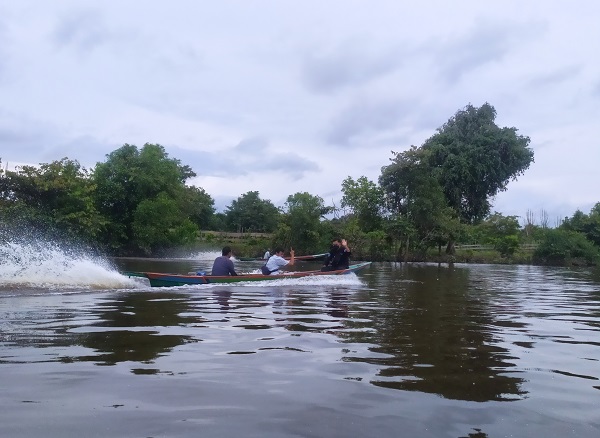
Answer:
[287,248,295,266]
[341,239,350,253]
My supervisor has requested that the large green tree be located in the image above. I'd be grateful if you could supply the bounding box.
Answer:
[423,103,534,224]
[92,143,199,254]
[381,103,533,254]
[224,191,279,233]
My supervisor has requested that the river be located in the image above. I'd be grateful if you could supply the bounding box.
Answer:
[1,242,599,437]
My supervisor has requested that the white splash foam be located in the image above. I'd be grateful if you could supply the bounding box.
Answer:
[0,240,137,289]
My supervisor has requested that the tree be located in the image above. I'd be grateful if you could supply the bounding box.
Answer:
[0,158,105,241]
[92,143,198,254]
[340,176,385,232]
[562,203,600,247]
[180,186,215,230]
[132,193,198,255]
[381,103,534,254]
[380,146,460,255]
[274,192,328,254]
[224,191,279,233]
[533,229,599,266]
[476,212,522,257]
[423,103,534,225]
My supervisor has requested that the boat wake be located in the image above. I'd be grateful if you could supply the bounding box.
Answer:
[0,238,137,290]
[164,273,365,289]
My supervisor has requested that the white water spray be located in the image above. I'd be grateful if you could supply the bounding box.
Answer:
[0,238,137,289]
[179,250,223,261]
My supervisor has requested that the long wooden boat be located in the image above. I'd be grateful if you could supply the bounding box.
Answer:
[136,262,371,287]
[237,253,328,262]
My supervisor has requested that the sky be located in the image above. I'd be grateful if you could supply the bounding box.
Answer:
[1,1,599,225]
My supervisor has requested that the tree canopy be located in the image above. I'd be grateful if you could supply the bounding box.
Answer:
[0,158,104,241]
[422,103,534,224]
[273,192,329,254]
[380,103,533,253]
[341,176,385,232]
[92,143,202,254]
[224,191,279,233]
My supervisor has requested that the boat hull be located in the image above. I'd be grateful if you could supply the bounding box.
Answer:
[140,262,371,287]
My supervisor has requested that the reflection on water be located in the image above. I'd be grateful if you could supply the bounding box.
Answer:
[350,264,527,401]
[65,292,197,365]
[1,257,600,437]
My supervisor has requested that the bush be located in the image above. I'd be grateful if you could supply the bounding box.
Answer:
[533,229,599,266]
[494,235,520,257]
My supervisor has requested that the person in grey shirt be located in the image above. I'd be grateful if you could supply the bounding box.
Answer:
[211,246,238,276]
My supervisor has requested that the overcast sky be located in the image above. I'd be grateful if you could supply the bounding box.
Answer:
[1,1,598,223]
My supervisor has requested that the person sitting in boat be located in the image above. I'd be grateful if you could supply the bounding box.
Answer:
[211,246,238,276]
[321,238,351,271]
[263,249,271,260]
[262,247,295,275]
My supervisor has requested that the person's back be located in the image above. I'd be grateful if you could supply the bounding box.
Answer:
[336,247,351,269]
[211,247,237,276]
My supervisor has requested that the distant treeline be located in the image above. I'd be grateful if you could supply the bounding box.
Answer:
[1,103,599,266]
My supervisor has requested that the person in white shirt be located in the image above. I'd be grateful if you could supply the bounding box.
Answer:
[262,248,295,275]
[263,250,271,260]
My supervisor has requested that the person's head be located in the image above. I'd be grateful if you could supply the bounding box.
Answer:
[332,238,342,246]
[273,247,284,256]
[222,246,232,257]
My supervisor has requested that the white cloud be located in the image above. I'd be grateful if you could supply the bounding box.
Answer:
[1,0,599,220]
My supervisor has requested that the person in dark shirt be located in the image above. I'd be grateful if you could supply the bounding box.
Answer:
[211,246,238,276]
[322,238,351,271]
[335,239,351,269]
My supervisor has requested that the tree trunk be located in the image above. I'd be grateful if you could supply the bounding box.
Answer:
[404,236,409,262]
[445,240,455,255]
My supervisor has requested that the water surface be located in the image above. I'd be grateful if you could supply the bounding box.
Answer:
[1,246,599,437]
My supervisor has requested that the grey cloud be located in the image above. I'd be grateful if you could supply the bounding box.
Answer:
[165,139,320,180]
[233,137,269,153]
[252,152,320,179]
[527,65,581,88]
[0,126,121,169]
[53,9,111,52]
[325,97,412,146]
[434,21,543,84]
[48,135,121,167]
[302,41,406,94]
[0,125,56,163]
